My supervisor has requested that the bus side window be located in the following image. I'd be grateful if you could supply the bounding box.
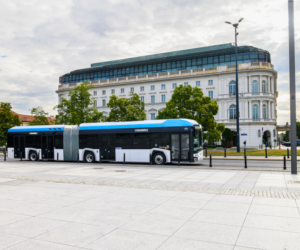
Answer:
[25,135,41,148]
[7,135,14,147]
[150,133,170,149]
[133,134,150,149]
[116,134,132,149]
[79,134,99,149]
[54,135,63,149]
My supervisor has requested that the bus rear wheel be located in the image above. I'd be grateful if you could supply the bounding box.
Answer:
[153,152,165,165]
[84,152,95,163]
[29,151,38,161]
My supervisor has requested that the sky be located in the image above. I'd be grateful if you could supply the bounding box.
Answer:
[0,0,299,125]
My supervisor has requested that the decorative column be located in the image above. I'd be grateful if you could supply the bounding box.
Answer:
[260,100,263,119]
[268,101,270,119]
[245,101,248,120]
[268,76,271,93]
[249,101,252,119]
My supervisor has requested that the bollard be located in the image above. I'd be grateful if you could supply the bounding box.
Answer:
[20,151,22,161]
[287,148,289,159]
[123,153,125,164]
[149,153,152,165]
[265,148,268,158]
[99,151,101,163]
[178,154,180,166]
[4,150,6,161]
[38,152,40,161]
[77,152,79,163]
[209,154,212,167]
[224,148,226,158]
[283,155,286,170]
[205,147,207,157]
[57,152,59,162]
[244,154,247,168]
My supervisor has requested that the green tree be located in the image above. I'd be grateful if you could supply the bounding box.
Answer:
[54,81,103,125]
[29,106,54,125]
[0,102,21,146]
[156,85,225,142]
[222,128,233,148]
[106,92,146,122]
[296,121,300,139]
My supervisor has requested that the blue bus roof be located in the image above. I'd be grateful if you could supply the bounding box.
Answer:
[79,119,200,131]
[8,125,66,133]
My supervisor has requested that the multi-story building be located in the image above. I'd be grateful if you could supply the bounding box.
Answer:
[57,43,277,147]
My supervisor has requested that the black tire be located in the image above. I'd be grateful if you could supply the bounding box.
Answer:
[29,151,38,161]
[84,151,95,163]
[153,152,166,165]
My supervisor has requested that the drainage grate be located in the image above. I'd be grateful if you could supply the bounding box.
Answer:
[115,170,126,172]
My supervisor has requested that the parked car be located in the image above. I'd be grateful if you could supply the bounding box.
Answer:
[282,140,300,147]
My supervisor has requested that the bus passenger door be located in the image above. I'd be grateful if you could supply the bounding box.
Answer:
[99,135,107,160]
[171,133,190,161]
[13,136,25,158]
[47,136,54,159]
[107,134,115,161]
[41,136,47,159]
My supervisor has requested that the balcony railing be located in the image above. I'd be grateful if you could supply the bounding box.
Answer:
[58,62,275,90]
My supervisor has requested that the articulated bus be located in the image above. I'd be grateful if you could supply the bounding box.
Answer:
[7,119,203,165]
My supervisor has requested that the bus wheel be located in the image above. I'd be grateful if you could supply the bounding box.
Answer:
[84,152,95,163]
[153,153,165,165]
[29,151,38,161]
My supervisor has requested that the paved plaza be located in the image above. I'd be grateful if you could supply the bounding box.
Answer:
[0,160,300,249]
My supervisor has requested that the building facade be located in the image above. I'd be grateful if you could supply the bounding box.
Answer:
[57,43,277,147]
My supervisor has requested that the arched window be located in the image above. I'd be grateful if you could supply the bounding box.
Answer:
[229,104,236,119]
[252,104,259,119]
[229,81,236,95]
[252,80,258,93]
[263,104,267,119]
[262,80,267,93]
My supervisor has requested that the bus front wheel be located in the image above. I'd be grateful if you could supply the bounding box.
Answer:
[153,153,165,165]
[84,152,95,163]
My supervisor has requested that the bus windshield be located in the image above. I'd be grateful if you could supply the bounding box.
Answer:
[193,126,202,152]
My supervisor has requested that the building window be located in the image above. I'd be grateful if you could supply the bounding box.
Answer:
[263,104,267,119]
[229,81,236,95]
[93,91,97,96]
[102,90,106,95]
[252,104,259,119]
[229,104,236,119]
[161,95,166,103]
[130,87,134,92]
[172,83,177,89]
[111,89,115,94]
[161,84,166,90]
[102,100,106,106]
[151,95,155,103]
[94,101,97,107]
[252,80,258,93]
[140,86,144,92]
[208,80,213,85]
[151,85,155,90]
[121,88,124,93]
[262,80,267,93]
[184,82,188,86]
[208,91,213,99]
[151,113,155,120]
[196,81,200,86]
[140,96,144,102]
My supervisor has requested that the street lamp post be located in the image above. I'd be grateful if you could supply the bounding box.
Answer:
[288,0,297,174]
[225,18,244,153]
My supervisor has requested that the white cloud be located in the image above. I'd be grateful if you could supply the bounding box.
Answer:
[0,0,300,124]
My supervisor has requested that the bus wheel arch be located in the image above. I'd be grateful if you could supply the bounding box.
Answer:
[152,152,166,165]
[84,151,95,163]
[29,150,38,161]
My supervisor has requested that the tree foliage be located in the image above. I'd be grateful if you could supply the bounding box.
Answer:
[106,92,146,122]
[29,106,54,126]
[156,85,225,142]
[54,81,103,125]
[0,102,21,146]
[222,128,233,148]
